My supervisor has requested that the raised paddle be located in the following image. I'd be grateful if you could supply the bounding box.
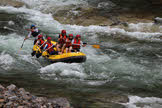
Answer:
[31,41,47,57]
[20,39,25,50]
[36,44,55,58]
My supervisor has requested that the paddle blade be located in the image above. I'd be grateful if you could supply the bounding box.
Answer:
[91,45,100,49]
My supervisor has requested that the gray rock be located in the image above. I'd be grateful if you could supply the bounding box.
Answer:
[6,101,13,106]
[17,106,24,108]
[0,95,4,99]
[8,96,19,101]
[7,84,17,91]
[0,84,5,92]
[13,103,19,107]
[51,98,70,108]
[4,91,12,97]
[35,97,47,103]
[97,1,116,11]
[154,17,162,24]
[19,88,26,92]
[47,103,53,108]
[22,95,31,100]
[0,99,5,103]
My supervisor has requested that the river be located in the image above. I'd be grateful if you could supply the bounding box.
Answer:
[1,0,162,108]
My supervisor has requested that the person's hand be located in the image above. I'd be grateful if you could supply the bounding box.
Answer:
[82,44,86,47]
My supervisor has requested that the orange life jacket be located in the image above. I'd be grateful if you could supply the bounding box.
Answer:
[65,38,72,47]
[58,34,66,44]
[72,38,81,49]
[46,42,54,53]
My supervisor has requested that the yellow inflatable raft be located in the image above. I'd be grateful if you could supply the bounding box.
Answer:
[32,41,86,63]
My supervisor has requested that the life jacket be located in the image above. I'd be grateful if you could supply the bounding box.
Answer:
[37,39,44,45]
[38,39,46,48]
[65,38,72,47]
[58,34,66,44]
[31,29,40,37]
[46,42,54,53]
[72,38,81,49]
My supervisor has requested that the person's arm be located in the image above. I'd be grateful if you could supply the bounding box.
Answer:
[35,28,39,32]
[24,31,32,40]
[81,41,86,47]
[71,39,74,45]
[44,44,48,50]
[35,40,40,46]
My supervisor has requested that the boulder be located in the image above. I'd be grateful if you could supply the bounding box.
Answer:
[154,17,162,24]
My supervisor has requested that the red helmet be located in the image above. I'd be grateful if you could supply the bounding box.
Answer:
[38,34,43,39]
[61,30,66,34]
[47,37,51,40]
[69,34,73,37]
[76,35,81,38]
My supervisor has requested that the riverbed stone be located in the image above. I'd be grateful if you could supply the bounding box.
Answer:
[0,84,5,92]
[8,95,19,101]
[0,83,72,107]
[51,98,71,108]
[7,84,17,91]
[0,99,5,103]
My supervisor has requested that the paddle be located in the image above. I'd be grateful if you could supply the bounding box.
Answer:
[4,26,18,32]
[91,45,100,49]
[32,41,47,57]
[20,39,25,50]
[36,44,55,58]
[73,43,100,49]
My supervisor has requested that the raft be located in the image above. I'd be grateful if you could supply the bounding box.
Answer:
[32,41,86,63]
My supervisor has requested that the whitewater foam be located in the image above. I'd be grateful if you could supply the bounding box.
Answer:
[40,62,86,78]
[0,6,162,42]
[0,52,15,70]
[122,96,162,108]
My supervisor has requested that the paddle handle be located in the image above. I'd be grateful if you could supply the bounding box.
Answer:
[21,40,25,49]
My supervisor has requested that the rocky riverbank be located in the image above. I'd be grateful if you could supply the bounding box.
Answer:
[0,0,25,8]
[0,0,162,26]
[52,0,162,26]
[0,84,71,108]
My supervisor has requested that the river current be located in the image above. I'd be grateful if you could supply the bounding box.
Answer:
[1,0,162,107]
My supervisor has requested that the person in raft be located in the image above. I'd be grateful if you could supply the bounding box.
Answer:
[44,37,62,55]
[72,35,86,52]
[62,34,74,53]
[56,30,67,53]
[35,34,46,49]
[31,34,45,56]
[24,24,41,44]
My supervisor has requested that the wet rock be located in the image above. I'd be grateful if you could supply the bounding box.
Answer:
[0,95,4,99]
[35,97,47,104]
[22,95,31,100]
[51,98,71,108]
[4,91,12,98]
[97,1,116,11]
[154,17,162,24]
[0,84,72,108]
[7,84,17,91]
[17,106,24,108]
[0,99,5,103]
[0,84,5,92]
[8,96,19,101]
[6,101,13,107]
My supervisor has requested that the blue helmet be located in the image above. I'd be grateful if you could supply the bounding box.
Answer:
[30,24,35,29]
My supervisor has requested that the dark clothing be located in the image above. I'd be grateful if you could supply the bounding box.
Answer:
[49,50,59,55]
